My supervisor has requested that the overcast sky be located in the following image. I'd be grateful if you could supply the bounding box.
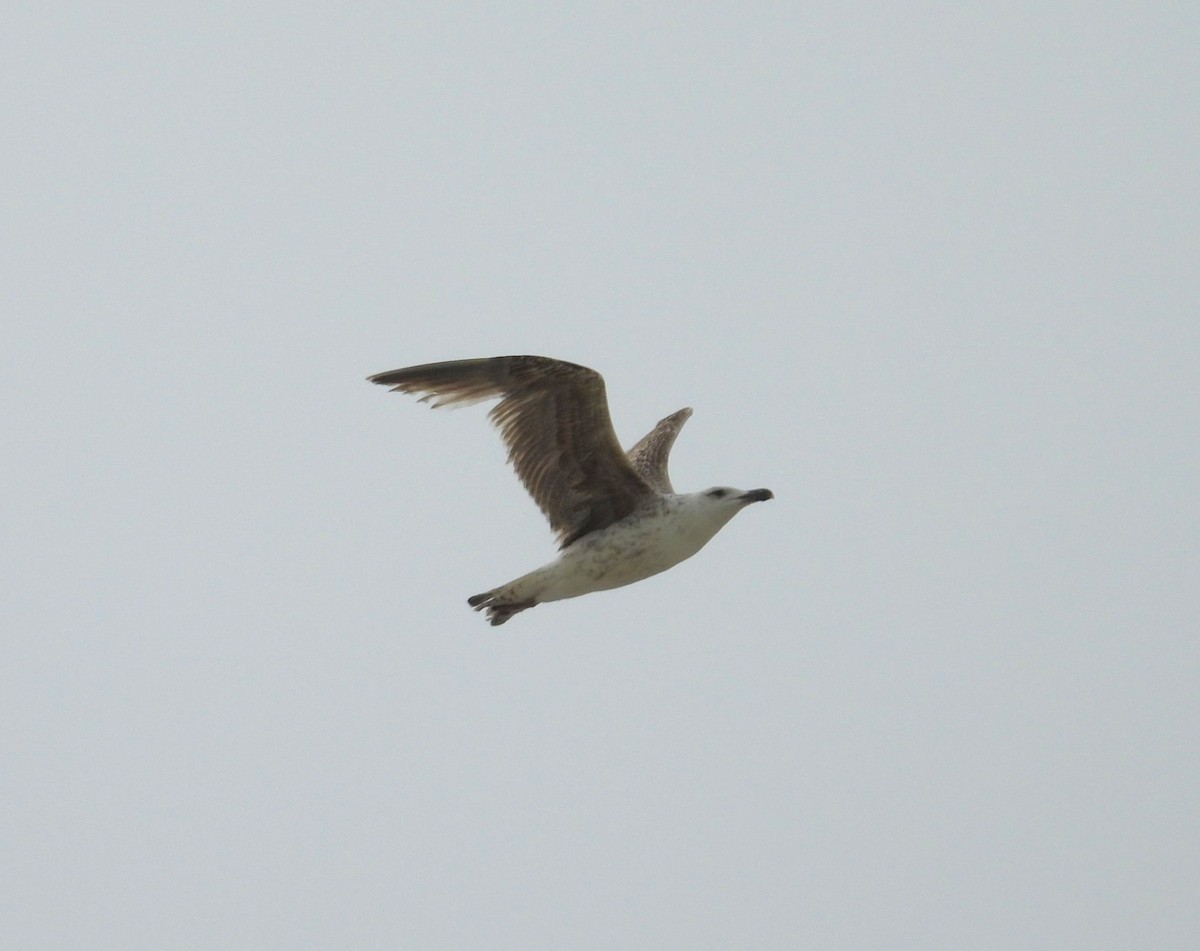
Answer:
[6,4,1198,949]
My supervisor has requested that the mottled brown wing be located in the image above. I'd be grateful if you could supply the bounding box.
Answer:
[624,407,693,494]
[368,356,654,548]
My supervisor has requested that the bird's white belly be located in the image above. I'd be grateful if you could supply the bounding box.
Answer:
[535,506,719,602]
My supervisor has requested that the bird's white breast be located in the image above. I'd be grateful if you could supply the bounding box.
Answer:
[534,496,737,602]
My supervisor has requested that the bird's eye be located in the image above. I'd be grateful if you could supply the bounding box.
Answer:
[707,488,728,499]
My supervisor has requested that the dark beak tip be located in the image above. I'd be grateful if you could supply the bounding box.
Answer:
[742,488,774,503]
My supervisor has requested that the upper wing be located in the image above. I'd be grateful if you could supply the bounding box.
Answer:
[624,407,693,494]
[368,356,655,548]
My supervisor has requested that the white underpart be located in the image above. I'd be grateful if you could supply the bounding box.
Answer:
[487,491,750,605]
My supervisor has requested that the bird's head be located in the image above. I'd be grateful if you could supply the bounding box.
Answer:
[685,485,774,527]
[658,485,774,555]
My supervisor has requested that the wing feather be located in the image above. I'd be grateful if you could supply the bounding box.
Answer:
[624,407,692,494]
[368,356,654,547]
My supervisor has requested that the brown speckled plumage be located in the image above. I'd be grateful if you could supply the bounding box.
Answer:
[369,356,675,548]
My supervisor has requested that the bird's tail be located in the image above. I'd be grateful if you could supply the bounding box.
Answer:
[467,588,538,626]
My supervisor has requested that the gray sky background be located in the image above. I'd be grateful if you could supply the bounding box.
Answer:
[5,4,1198,948]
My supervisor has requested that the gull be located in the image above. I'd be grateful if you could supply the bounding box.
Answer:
[368,356,773,625]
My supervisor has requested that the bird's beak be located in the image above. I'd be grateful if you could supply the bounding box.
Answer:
[738,488,774,504]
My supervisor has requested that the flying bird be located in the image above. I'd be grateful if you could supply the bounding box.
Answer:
[368,356,773,625]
